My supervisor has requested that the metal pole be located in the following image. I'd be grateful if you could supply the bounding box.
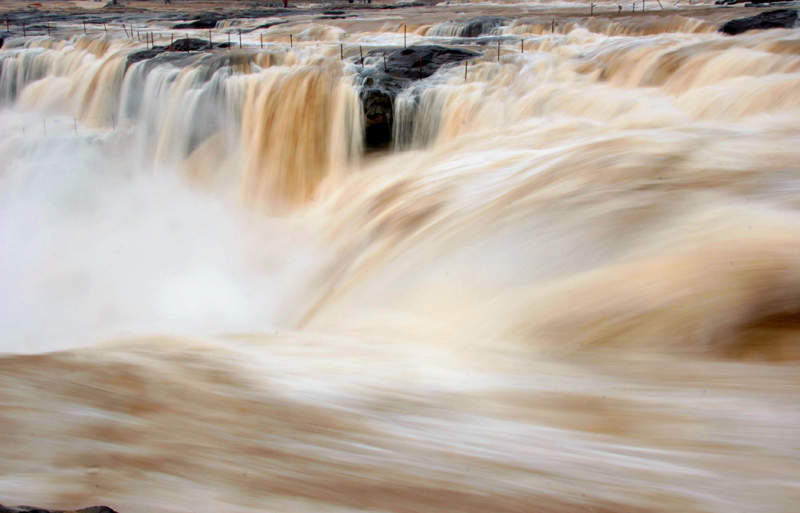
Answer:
[520,39,523,53]
[590,3,594,16]
[209,30,213,50]
[497,41,500,63]
[83,20,86,35]
[403,24,406,49]
[171,33,173,46]
[104,22,107,34]
[418,57,422,80]
[383,51,387,72]
[260,32,263,49]
[47,23,51,37]
[464,60,467,82]
[340,43,343,60]
[227,31,230,50]
[359,45,363,68]
[551,20,555,33]
[239,29,242,48]
[290,34,292,48]
[186,33,189,53]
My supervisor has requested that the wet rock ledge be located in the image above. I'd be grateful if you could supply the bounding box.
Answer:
[359,45,479,148]
[719,9,799,35]
[0,505,118,513]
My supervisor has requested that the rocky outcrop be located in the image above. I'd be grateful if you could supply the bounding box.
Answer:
[173,16,223,30]
[359,70,409,148]
[720,9,799,35]
[358,45,478,148]
[0,505,118,513]
[126,38,231,67]
[459,16,508,37]
[369,45,479,81]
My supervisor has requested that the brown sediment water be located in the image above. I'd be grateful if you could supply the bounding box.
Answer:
[1,4,800,513]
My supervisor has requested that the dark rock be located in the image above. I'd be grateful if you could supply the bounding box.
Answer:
[720,9,799,34]
[173,16,222,30]
[126,38,227,67]
[356,45,478,148]
[457,16,508,37]
[359,70,410,148]
[0,506,118,513]
[127,47,167,65]
[715,0,792,4]
[168,37,215,52]
[369,44,479,81]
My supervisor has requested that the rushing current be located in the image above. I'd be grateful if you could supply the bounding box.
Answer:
[1,4,800,513]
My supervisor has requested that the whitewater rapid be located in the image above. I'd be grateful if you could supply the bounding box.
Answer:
[1,7,800,513]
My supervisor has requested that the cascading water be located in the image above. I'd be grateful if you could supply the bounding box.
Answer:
[1,5,800,513]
